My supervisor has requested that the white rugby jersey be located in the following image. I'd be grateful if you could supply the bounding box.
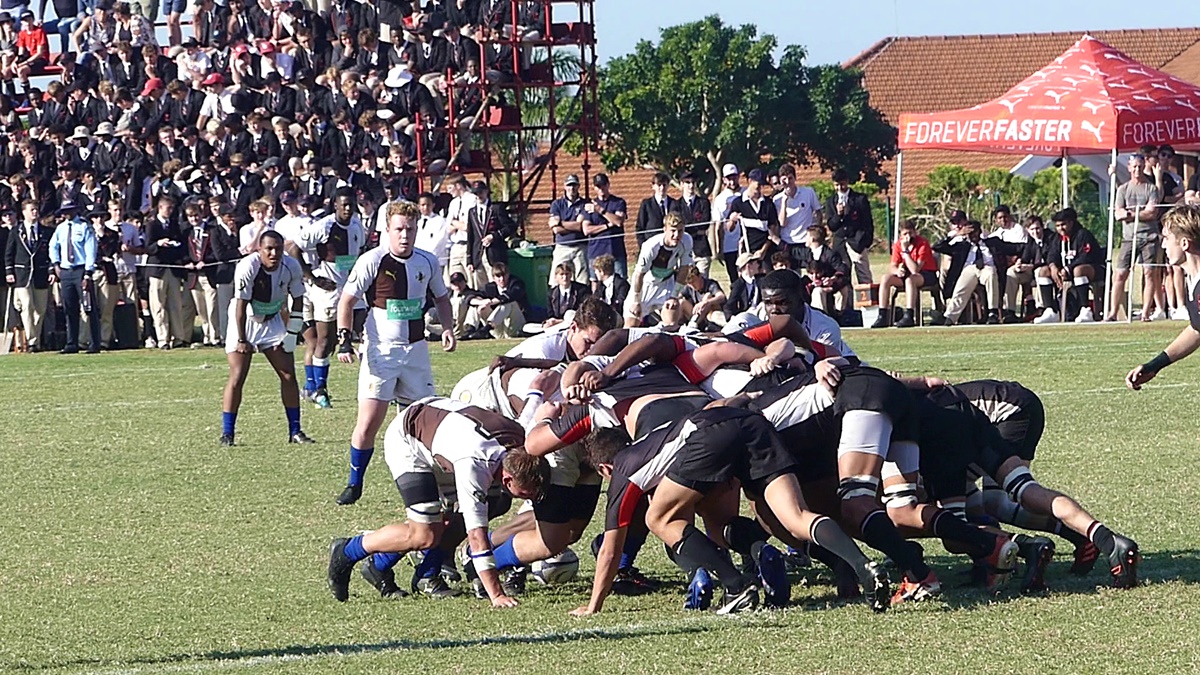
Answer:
[344,246,446,346]
[233,254,305,320]
[399,397,525,530]
[295,213,367,288]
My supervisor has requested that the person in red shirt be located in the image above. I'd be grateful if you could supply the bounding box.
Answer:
[872,218,939,328]
[14,11,48,84]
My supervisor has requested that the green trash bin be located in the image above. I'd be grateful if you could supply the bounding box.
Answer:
[508,244,554,320]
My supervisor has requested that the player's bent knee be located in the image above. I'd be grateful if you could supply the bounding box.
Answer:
[838,474,880,502]
[881,482,918,510]
[1001,466,1039,503]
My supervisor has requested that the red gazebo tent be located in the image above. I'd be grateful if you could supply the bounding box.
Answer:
[895,35,1200,317]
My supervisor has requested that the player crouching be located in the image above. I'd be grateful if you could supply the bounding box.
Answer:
[326,397,549,606]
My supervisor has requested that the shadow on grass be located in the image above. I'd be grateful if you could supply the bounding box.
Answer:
[16,623,710,673]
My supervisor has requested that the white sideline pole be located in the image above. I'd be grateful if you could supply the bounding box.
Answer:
[893,151,903,245]
[1105,146,1117,321]
[1061,149,1069,208]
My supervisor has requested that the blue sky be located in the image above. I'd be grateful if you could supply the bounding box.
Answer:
[591,0,1199,65]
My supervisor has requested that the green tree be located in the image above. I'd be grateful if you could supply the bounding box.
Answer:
[595,16,896,193]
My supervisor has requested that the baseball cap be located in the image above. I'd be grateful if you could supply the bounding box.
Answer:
[746,168,766,184]
[679,170,695,181]
[564,174,580,186]
[949,209,968,224]
[736,250,762,269]
[141,78,164,97]
[470,180,489,195]
[721,163,739,178]
[202,73,224,87]
[449,271,467,285]
[593,173,610,187]
[280,190,298,204]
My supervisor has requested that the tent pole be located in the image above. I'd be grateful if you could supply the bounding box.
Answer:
[1104,146,1117,321]
[1061,149,1069,208]
[893,151,903,244]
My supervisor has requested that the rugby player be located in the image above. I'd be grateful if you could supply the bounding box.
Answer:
[219,230,314,446]
[326,397,549,606]
[289,187,367,409]
[1128,204,1200,389]
[569,406,889,616]
[956,379,1141,588]
[333,201,456,506]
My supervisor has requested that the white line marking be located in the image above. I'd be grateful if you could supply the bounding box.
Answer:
[75,620,713,675]
[1039,381,1195,396]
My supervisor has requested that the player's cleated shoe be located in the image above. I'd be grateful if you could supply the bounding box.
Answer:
[1108,535,1141,589]
[782,545,810,573]
[313,389,332,409]
[441,561,462,583]
[327,538,355,602]
[501,566,528,597]
[859,561,891,613]
[288,431,316,444]
[360,561,409,599]
[301,388,316,402]
[683,568,714,611]
[715,583,759,615]
[611,566,659,595]
[1020,537,1056,594]
[890,570,941,606]
[1070,540,1099,576]
[219,433,235,447]
[335,484,363,505]
[755,544,790,608]
[981,536,1020,591]
[415,575,462,599]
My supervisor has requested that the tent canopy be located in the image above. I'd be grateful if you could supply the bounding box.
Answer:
[898,35,1200,154]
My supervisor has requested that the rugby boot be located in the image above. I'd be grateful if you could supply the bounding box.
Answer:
[327,538,355,602]
[1108,535,1140,589]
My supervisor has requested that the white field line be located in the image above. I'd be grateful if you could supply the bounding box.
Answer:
[72,620,711,675]
[1038,381,1196,396]
[879,340,1147,361]
[0,397,207,413]
[0,364,222,381]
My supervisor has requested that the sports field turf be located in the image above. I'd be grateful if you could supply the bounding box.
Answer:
[4,322,1200,674]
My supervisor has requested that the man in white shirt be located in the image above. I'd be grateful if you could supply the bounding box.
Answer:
[711,163,743,276]
[443,174,478,287]
[625,213,693,327]
[774,163,821,250]
[988,205,1031,323]
[413,191,450,274]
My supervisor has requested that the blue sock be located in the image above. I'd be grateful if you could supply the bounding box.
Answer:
[222,411,236,436]
[620,533,646,570]
[348,446,373,486]
[494,538,521,570]
[372,552,402,572]
[285,406,301,436]
[417,548,446,579]
[304,365,316,391]
[313,363,330,389]
[343,535,369,563]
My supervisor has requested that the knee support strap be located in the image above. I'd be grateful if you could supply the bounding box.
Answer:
[1002,466,1039,503]
[882,482,918,509]
[838,474,881,501]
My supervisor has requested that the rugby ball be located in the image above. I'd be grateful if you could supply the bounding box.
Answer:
[531,547,580,585]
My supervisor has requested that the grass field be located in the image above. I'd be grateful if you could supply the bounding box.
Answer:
[5,322,1200,674]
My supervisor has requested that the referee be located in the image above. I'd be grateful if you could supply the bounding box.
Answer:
[1127,204,1200,389]
[48,202,100,354]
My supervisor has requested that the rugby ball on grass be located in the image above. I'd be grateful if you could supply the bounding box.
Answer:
[532,547,580,585]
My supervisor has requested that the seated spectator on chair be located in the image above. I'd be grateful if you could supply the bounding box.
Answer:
[873,218,938,328]
[792,225,849,317]
[679,264,726,330]
[470,261,528,339]
[989,204,1031,323]
[544,261,589,329]
[724,250,763,317]
[931,213,1023,326]
[591,253,629,316]
[1024,215,1058,321]
[1034,207,1105,324]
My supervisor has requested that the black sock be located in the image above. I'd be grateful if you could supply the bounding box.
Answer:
[674,524,748,591]
[931,510,995,560]
[1038,285,1056,309]
[1070,283,1091,312]
[806,542,846,572]
[1087,522,1116,557]
[1051,520,1089,548]
[723,516,769,558]
[809,516,870,572]
[860,510,931,581]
